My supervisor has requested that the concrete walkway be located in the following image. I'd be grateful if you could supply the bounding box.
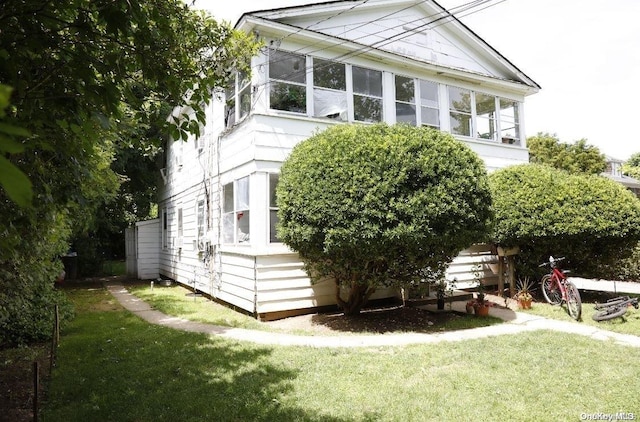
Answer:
[105,283,640,348]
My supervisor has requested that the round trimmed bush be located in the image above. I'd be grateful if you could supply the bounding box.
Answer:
[489,163,640,278]
[277,123,493,315]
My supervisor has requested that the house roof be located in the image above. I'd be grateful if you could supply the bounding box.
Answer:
[235,0,540,94]
[602,173,640,190]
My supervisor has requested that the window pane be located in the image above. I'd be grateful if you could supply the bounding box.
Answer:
[222,213,234,243]
[354,95,382,122]
[270,82,306,113]
[500,99,519,121]
[475,92,495,117]
[476,116,495,140]
[238,69,250,89]
[448,86,471,112]
[500,99,520,142]
[396,102,416,125]
[420,107,439,128]
[313,59,345,90]
[239,85,251,118]
[420,80,438,108]
[353,66,382,97]
[178,208,183,238]
[269,174,279,208]
[269,49,306,83]
[236,176,250,210]
[223,183,233,213]
[225,83,236,127]
[395,76,414,103]
[270,210,280,243]
[450,112,471,136]
[237,211,250,243]
[314,88,347,120]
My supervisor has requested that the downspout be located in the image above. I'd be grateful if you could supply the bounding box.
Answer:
[253,255,258,318]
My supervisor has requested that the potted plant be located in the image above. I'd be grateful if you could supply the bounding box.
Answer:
[468,264,490,316]
[514,277,535,309]
[434,280,447,310]
[473,287,491,316]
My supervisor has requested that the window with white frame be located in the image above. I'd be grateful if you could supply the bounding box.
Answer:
[269,49,307,113]
[313,58,347,120]
[269,173,280,243]
[395,75,416,125]
[225,70,251,128]
[352,66,383,123]
[222,177,250,244]
[419,80,440,128]
[499,98,520,144]
[394,76,440,128]
[448,86,472,136]
[475,92,496,140]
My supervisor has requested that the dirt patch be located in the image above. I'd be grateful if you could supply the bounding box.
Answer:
[264,304,479,334]
[0,344,51,422]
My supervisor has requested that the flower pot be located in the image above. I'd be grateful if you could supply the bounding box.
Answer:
[474,303,490,317]
[518,298,532,310]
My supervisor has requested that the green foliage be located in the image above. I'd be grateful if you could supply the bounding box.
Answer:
[0,0,260,342]
[277,124,493,314]
[622,152,640,180]
[527,133,606,174]
[0,84,32,207]
[489,164,640,278]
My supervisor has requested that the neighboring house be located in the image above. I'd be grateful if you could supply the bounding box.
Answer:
[153,0,539,319]
[602,156,640,197]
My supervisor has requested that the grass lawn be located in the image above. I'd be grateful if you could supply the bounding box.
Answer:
[42,285,640,421]
[522,291,640,336]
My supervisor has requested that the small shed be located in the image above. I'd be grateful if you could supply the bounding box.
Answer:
[125,219,160,279]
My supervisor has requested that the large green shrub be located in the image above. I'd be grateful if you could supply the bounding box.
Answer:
[277,124,493,315]
[489,164,640,278]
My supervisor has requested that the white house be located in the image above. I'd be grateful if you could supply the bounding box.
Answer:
[154,0,539,320]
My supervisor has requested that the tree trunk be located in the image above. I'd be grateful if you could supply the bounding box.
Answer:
[335,280,376,316]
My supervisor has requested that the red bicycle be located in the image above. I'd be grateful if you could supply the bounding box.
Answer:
[540,256,582,320]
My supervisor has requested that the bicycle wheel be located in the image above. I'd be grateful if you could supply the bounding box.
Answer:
[592,305,628,322]
[565,281,582,320]
[541,274,562,305]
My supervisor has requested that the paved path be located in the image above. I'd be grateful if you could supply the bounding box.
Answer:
[105,283,640,348]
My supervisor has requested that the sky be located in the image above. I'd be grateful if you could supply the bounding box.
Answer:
[193,0,640,160]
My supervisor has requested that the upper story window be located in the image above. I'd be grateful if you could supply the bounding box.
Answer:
[225,69,251,128]
[475,92,496,140]
[395,76,439,128]
[269,49,307,113]
[223,177,250,244]
[265,49,522,144]
[353,66,383,123]
[448,86,472,136]
[499,98,520,144]
[448,87,521,144]
[313,58,347,120]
